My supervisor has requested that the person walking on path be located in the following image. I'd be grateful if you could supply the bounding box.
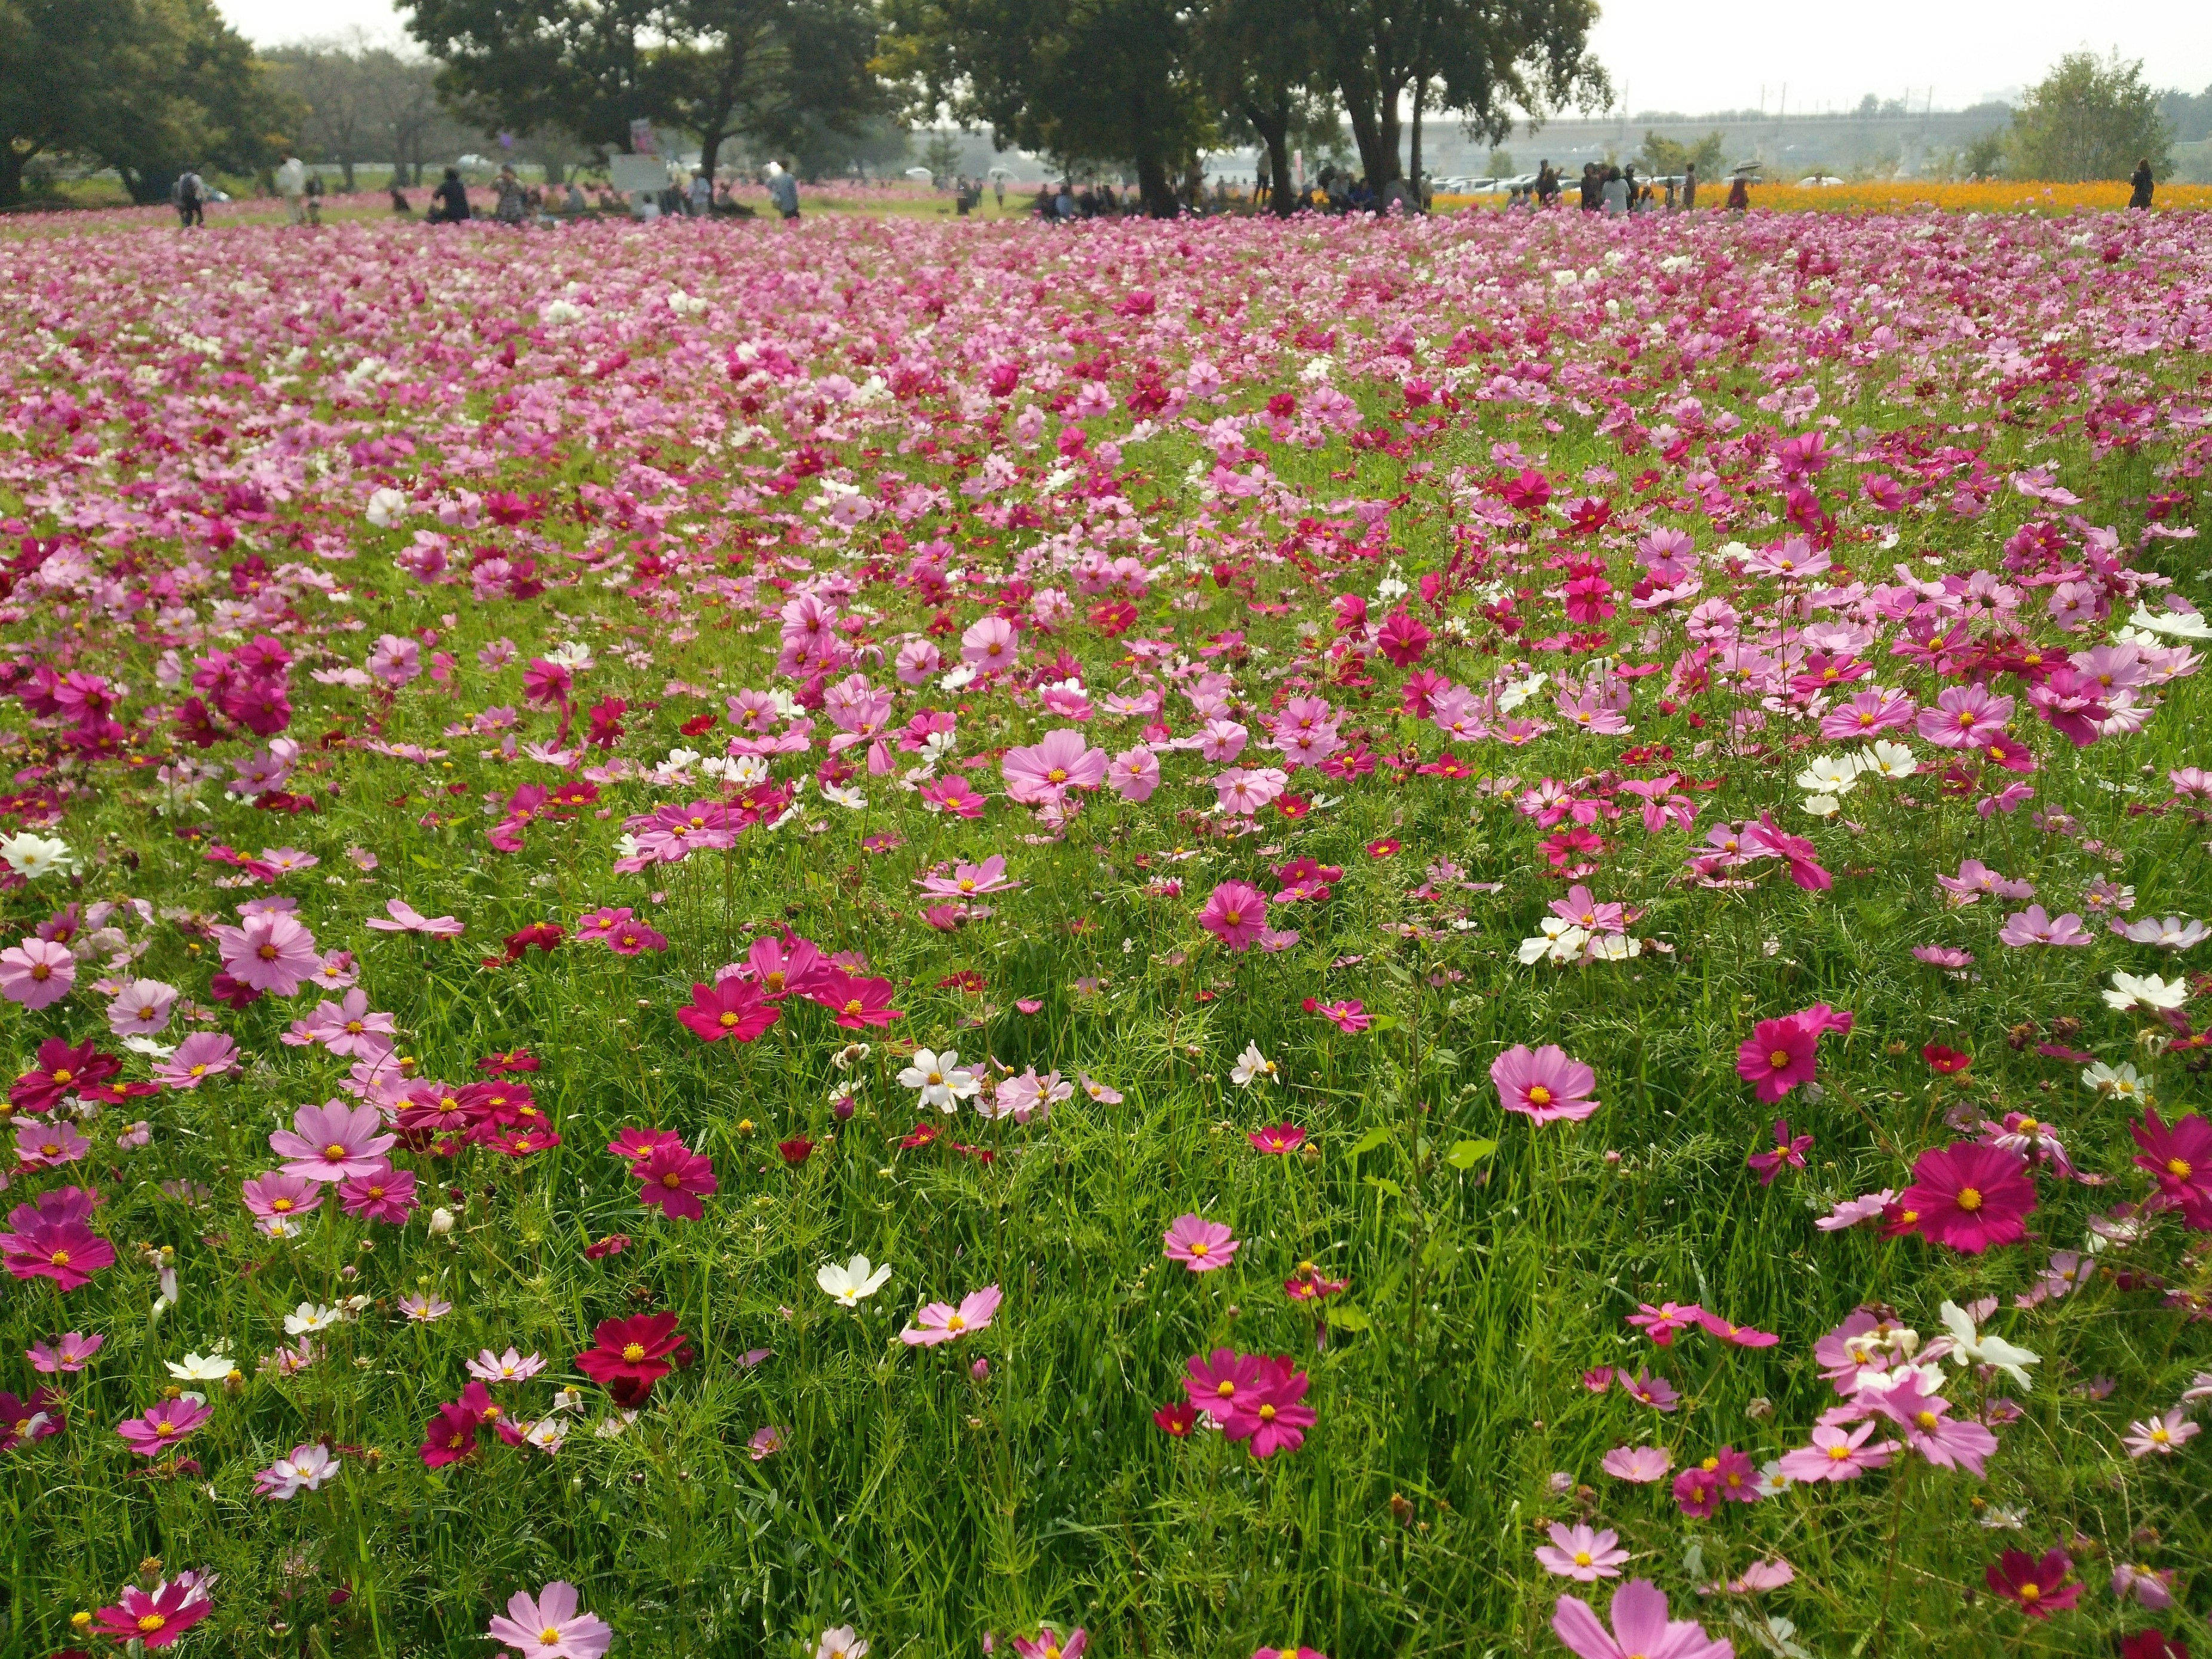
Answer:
[2130,158,2154,210]
[1727,172,1750,215]
[305,170,323,225]
[275,154,307,224]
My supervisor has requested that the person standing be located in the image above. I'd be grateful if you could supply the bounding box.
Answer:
[1681,162,1697,213]
[495,164,527,224]
[304,170,323,225]
[765,161,799,221]
[1601,165,1628,215]
[2130,158,2154,209]
[1726,172,1750,215]
[275,154,307,224]
[1579,162,1600,211]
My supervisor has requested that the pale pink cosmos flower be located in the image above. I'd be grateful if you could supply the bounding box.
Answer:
[1552,1579,1732,1659]
[917,856,1018,898]
[255,1442,341,1498]
[1917,684,2014,750]
[1163,1213,1239,1272]
[105,978,179,1037]
[1001,729,1107,804]
[2122,1409,2199,1458]
[302,990,398,1058]
[1490,1043,1600,1125]
[900,1284,1003,1345]
[1813,1190,1896,1231]
[363,898,466,936]
[960,614,1019,671]
[485,1581,613,1659]
[28,1330,103,1372]
[1935,859,2033,905]
[2111,1562,2176,1610]
[1211,766,1288,816]
[1996,905,2092,947]
[1198,718,1249,763]
[154,1032,240,1089]
[0,936,76,1009]
[1106,747,1160,801]
[16,1119,90,1168]
[1535,1523,1629,1581]
[467,1347,547,1383]
[212,910,320,996]
[268,1100,399,1183]
[1775,1421,1895,1482]
[1600,1444,1672,1483]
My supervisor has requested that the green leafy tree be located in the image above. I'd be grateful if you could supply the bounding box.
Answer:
[1326,0,1609,191]
[1,0,293,207]
[1189,0,1335,216]
[2006,51,2171,182]
[1638,127,1723,178]
[880,0,1214,215]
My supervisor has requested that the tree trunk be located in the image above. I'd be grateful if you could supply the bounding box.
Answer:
[1135,149,1175,217]
[1242,97,1297,218]
[341,154,357,191]
[0,145,29,210]
[1374,82,1405,187]
[1408,82,1423,192]
[697,128,724,188]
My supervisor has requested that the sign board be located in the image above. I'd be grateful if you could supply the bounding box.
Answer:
[609,154,666,194]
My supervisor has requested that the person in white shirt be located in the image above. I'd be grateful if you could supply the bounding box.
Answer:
[275,155,307,225]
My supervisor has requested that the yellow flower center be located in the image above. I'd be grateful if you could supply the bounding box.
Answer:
[1916,1410,1940,1430]
[543,1628,563,1645]
[48,1249,70,1267]
[271,1198,293,1213]
[622,1342,647,1363]
[1046,767,1068,783]
[139,1615,167,1634]
[1956,1187,1983,1212]
[2169,1157,2193,1180]
[1573,1551,1593,1567]
[661,1172,682,1189]
[1826,1443,1851,1461]
[1527,1085,1553,1106]
[324,1143,348,1159]
[2019,1583,2040,1603]
[946,1314,965,1332]
[1768,1049,1791,1068]
[1188,1240,1209,1256]
[259,943,280,960]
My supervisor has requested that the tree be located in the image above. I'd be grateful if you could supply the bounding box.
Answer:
[1189,0,1334,216]
[1638,127,1723,179]
[880,0,1214,215]
[2006,51,2171,183]
[1326,0,1609,192]
[406,0,878,182]
[0,0,294,207]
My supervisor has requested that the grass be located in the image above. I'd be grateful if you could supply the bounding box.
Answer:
[0,204,2207,1659]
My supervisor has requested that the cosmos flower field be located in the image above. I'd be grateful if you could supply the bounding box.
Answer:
[1,203,2210,1659]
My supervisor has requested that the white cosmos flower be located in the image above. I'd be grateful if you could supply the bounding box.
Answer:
[1794,754,1861,794]
[364,487,409,528]
[820,785,867,810]
[1860,739,1917,780]
[544,640,596,672]
[0,832,78,880]
[1801,794,1842,819]
[1230,1042,1279,1086]
[283,1302,342,1336]
[2104,971,2189,1012]
[2082,1060,2155,1104]
[896,1048,978,1112]
[817,1254,892,1307]
[1937,1300,2040,1391]
[165,1351,237,1381]
[1518,918,1589,963]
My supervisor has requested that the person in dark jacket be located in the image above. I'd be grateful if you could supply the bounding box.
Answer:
[427,167,470,224]
[1579,163,1600,211]
[2129,159,2154,210]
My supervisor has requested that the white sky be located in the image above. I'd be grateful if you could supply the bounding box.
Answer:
[217,0,2212,114]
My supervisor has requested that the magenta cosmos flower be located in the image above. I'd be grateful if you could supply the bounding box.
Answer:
[1163,1213,1239,1272]
[900,1284,1003,1345]
[675,978,780,1042]
[486,1580,614,1659]
[1491,1043,1600,1125]
[213,910,320,995]
[1001,729,1106,805]
[0,935,75,1009]
[633,1143,718,1220]
[90,1577,215,1649]
[1552,1578,1732,1659]
[2,1189,116,1291]
[117,1395,215,1456]
[1984,1548,2080,1619]
[1197,881,1270,951]
[268,1100,398,1183]
[1221,1357,1316,1458]
[1895,1141,2035,1253]
[1012,1627,1087,1659]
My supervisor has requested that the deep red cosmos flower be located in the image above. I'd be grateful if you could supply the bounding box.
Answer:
[574,1312,689,1407]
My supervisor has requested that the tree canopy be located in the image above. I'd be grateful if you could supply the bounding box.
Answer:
[2007,51,2171,183]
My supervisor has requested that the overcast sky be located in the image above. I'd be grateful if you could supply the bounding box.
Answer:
[218,0,2212,116]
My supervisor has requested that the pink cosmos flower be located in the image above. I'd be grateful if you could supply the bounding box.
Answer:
[1621,1369,1680,1412]
[1984,1548,2079,1619]
[1626,1302,1703,1345]
[2,1190,117,1290]
[1536,1523,1630,1581]
[148,1031,235,1091]
[1001,729,1106,804]
[739,933,828,999]
[116,1395,215,1456]
[1693,1312,1779,1348]
[1107,746,1161,800]
[960,614,1019,671]
[1775,1420,1894,1483]
[2121,1408,2199,1458]
[1600,1444,1672,1483]
[29,1330,104,1372]
[303,990,397,1058]
[1552,1579,1732,1659]
[1490,1043,1600,1125]
[485,1580,614,1659]
[1307,999,1370,1033]
[1894,1141,2035,1253]
[1996,905,2092,947]
[1198,881,1270,951]
[675,978,780,1042]
[1012,1627,1087,1659]
[255,1441,341,1498]
[1747,1118,1813,1183]
[242,1171,325,1228]
[1917,684,2014,750]
[1911,945,1972,969]
[338,1164,418,1225]
[1935,859,2033,904]
[633,1143,718,1220]
[0,936,75,1009]
[1221,1357,1317,1458]
[16,1119,90,1167]
[2112,1563,2176,1610]
[212,910,320,995]
[269,1100,399,1183]
[1163,1213,1239,1272]
[900,1284,1003,1345]
[468,1347,549,1383]
[363,897,466,936]
[1738,813,1831,890]
[917,856,1018,898]
[106,978,179,1037]
[1735,1005,1848,1103]
[1856,1373,1999,1476]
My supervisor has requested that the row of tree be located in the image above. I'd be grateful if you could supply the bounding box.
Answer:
[405,0,1611,218]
